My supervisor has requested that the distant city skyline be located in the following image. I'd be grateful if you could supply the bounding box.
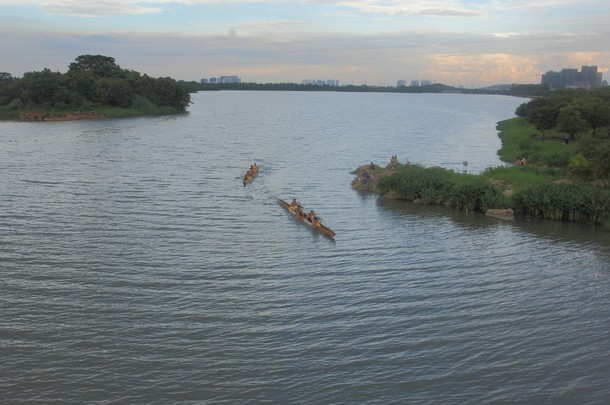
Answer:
[1,1,609,87]
[541,65,605,89]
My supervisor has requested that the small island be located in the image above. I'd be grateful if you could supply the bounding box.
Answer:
[0,55,192,121]
[353,87,610,230]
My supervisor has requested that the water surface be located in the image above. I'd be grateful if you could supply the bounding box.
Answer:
[1,91,609,404]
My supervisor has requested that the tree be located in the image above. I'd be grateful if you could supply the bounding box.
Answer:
[101,78,133,108]
[527,104,559,138]
[68,55,123,78]
[573,97,610,136]
[557,104,588,140]
[22,68,64,107]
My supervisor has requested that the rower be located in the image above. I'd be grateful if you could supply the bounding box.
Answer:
[312,216,322,228]
[289,198,299,212]
[306,210,315,222]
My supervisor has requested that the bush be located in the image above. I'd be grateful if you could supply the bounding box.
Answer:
[6,98,23,111]
[452,179,507,212]
[379,165,455,203]
[379,165,507,212]
[132,94,159,114]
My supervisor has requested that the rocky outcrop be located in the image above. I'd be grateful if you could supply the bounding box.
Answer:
[351,163,393,193]
[485,208,515,221]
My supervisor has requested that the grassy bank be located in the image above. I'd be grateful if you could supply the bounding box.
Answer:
[496,118,577,168]
[373,117,610,230]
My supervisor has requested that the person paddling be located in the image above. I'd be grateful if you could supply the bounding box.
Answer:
[306,210,315,222]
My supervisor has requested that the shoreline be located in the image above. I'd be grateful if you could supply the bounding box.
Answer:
[351,162,515,221]
[18,111,106,121]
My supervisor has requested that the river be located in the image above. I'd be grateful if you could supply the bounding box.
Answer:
[1,91,609,404]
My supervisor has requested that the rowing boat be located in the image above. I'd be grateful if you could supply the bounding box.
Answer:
[243,165,258,186]
[279,199,336,238]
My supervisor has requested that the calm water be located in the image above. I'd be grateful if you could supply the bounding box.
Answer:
[1,91,609,404]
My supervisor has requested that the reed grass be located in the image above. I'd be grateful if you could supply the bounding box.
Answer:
[379,163,609,228]
[513,184,610,226]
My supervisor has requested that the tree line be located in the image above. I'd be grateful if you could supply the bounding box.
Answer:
[516,87,610,140]
[179,80,549,96]
[0,55,191,116]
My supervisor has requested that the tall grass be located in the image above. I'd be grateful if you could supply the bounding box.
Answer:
[379,164,610,228]
[379,165,508,212]
[513,184,610,226]
[480,165,563,193]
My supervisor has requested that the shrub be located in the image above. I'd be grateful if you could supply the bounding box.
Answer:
[379,165,455,203]
[6,98,23,111]
[132,94,158,114]
[452,180,506,212]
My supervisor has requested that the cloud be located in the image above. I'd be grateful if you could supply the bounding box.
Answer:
[5,0,483,18]
[347,1,481,17]
[40,1,162,17]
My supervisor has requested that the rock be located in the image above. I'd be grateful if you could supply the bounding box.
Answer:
[485,208,514,221]
[552,178,574,185]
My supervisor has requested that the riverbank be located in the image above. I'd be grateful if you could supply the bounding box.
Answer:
[354,118,610,230]
[18,111,106,121]
[0,106,187,122]
[352,162,519,221]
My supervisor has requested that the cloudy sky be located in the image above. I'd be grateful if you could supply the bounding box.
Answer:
[1,0,609,87]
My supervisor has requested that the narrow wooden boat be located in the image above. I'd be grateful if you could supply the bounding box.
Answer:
[243,165,258,186]
[279,199,336,238]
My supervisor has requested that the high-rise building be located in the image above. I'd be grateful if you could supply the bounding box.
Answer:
[560,68,579,88]
[580,66,598,89]
[541,65,602,89]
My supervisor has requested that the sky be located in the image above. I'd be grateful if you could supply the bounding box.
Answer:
[1,0,609,87]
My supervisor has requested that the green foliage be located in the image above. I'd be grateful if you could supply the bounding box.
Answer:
[132,94,158,114]
[378,161,609,227]
[452,180,507,212]
[513,183,610,225]
[568,154,591,180]
[557,104,588,138]
[497,117,584,169]
[496,118,538,163]
[0,55,191,116]
[379,165,456,203]
[480,165,556,191]
[379,165,507,212]
[6,98,23,111]
[516,89,610,141]
[575,136,610,180]
[68,55,123,78]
